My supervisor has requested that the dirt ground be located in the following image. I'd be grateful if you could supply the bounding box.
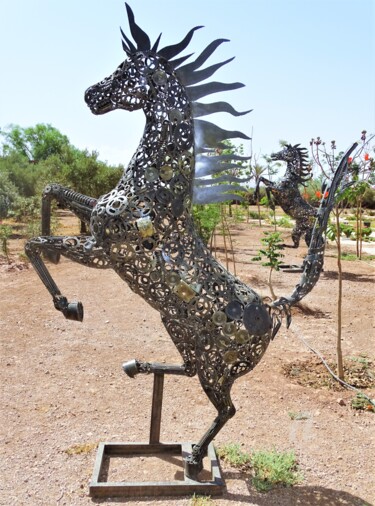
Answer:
[1,212,374,506]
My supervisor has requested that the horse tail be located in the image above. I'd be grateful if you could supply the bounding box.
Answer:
[271,142,358,321]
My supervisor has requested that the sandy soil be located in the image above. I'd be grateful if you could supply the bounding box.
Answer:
[1,213,374,506]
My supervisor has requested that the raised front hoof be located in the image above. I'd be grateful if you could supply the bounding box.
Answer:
[184,455,204,481]
[44,251,61,264]
[62,302,84,322]
[122,359,139,378]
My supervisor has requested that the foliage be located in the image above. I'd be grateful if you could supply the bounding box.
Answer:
[8,196,40,223]
[191,494,212,506]
[218,444,303,493]
[288,411,310,420]
[277,216,293,228]
[64,442,98,455]
[217,443,252,469]
[351,393,375,412]
[0,170,19,218]
[192,204,221,244]
[252,231,284,300]
[0,123,124,221]
[0,224,13,263]
[250,449,303,492]
[310,131,374,380]
[1,123,70,162]
[253,231,284,270]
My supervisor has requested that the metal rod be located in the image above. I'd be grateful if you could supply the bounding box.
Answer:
[149,373,164,444]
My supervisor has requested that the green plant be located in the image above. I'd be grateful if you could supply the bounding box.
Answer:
[252,231,284,300]
[64,441,98,455]
[0,223,13,263]
[191,494,212,506]
[251,449,303,492]
[288,411,310,420]
[351,393,375,412]
[340,252,375,261]
[9,196,40,222]
[248,210,266,220]
[193,204,221,244]
[340,222,355,239]
[276,215,293,228]
[217,443,251,469]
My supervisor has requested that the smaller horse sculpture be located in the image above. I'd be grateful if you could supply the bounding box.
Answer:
[255,144,316,248]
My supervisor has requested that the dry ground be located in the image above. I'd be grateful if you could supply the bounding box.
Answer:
[1,212,374,506]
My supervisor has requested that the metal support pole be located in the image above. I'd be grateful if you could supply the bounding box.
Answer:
[149,372,164,444]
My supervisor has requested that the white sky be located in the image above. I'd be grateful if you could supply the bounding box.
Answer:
[0,0,374,165]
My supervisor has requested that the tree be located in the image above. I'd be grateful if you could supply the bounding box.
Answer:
[310,132,374,380]
[0,123,70,162]
[252,231,284,300]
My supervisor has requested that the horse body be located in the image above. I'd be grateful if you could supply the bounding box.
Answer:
[257,144,317,247]
[25,4,356,479]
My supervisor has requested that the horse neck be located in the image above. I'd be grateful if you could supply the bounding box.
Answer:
[119,90,195,203]
[284,158,301,185]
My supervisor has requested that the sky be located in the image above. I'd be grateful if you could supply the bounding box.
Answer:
[0,0,374,166]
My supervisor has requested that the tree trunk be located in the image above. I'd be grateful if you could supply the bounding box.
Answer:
[268,267,277,301]
[335,210,344,380]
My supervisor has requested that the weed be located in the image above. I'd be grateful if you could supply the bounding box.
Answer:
[248,210,266,220]
[276,216,293,228]
[288,411,310,420]
[217,443,251,469]
[251,449,303,492]
[351,393,375,412]
[191,494,212,506]
[0,224,13,263]
[348,355,370,367]
[339,252,375,261]
[64,442,98,455]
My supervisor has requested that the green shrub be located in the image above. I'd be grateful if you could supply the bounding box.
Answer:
[251,449,303,492]
[217,443,251,469]
[192,204,221,244]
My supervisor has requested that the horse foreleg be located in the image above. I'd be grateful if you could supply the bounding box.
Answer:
[25,235,110,321]
[42,184,97,263]
[254,176,270,201]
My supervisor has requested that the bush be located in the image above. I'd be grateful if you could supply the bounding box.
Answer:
[193,204,221,244]
[0,171,19,218]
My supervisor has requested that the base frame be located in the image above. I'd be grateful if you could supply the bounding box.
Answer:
[89,441,224,497]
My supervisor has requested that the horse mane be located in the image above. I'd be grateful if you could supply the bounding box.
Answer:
[122,3,251,204]
[286,144,312,185]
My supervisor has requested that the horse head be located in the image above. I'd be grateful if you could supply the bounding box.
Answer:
[270,144,311,183]
[84,4,200,122]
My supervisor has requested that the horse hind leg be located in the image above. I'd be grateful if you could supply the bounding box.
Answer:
[123,317,197,378]
[185,378,236,480]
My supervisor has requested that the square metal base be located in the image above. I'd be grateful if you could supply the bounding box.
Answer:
[89,441,225,497]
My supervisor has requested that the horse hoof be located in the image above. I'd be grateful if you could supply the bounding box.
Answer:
[184,455,203,481]
[62,301,84,322]
[122,359,139,378]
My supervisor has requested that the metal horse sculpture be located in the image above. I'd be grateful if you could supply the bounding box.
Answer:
[255,144,317,248]
[25,4,357,479]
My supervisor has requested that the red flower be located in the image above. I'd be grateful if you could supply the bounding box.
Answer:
[364,153,370,161]
[315,190,322,199]
[324,191,329,198]
[348,157,353,164]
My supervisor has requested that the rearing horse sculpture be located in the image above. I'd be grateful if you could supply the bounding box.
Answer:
[25,4,356,479]
[255,144,317,248]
